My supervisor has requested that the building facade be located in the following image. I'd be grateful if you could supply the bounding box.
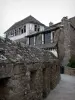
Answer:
[26,17,75,66]
[4,15,45,41]
[4,15,75,66]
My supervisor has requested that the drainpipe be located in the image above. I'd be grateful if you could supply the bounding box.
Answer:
[42,34,44,44]
[34,36,36,45]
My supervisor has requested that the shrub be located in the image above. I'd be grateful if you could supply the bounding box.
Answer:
[67,56,75,68]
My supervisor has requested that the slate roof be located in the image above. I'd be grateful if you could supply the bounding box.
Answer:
[5,15,46,33]
[26,16,75,38]
[69,16,75,28]
[0,37,57,64]
[26,23,60,37]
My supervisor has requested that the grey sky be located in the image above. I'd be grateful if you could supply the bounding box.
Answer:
[0,0,75,37]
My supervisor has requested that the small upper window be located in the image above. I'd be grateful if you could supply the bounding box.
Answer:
[35,25,37,31]
[21,29,23,34]
[24,26,26,33]
[38,25,40,32]
[15,29,17,36]
[34,25,40,32]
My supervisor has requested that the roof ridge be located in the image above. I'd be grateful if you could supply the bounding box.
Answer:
[5,15,46,33]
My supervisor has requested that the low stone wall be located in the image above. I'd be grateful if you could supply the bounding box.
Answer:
[50,60,60,90]
[64,67,75,76]
[0,61,60,100]
[0,38,60,100]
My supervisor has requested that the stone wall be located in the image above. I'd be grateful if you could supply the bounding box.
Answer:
[64,67,75,76]
[50,60,60,89]
[57,17,75,66]
[0,38,60,100]
[0,60,60,100]
[70,19,75,57]
[58,17,71,66]
[0,63,13,79]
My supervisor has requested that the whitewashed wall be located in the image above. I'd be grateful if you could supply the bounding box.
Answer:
[9,33,26,41]
[26,23,35,36]
[8,23,45,41]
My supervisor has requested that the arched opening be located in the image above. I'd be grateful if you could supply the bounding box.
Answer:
[0,77,9,100]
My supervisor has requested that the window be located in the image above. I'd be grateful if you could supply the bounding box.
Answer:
[15,29,17,36]
[44,32,51,44]
[24,26,26,33]
[15,29,18,36]
[35,25,37,31]
[38,25,40,31]
[19,28,21,34]
[34,25,40,32]
[21,29,23,34]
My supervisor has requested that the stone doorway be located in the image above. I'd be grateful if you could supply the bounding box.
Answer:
[42,68,46,98]
[60,66,64,74]
[0,77,9,100]
[30,70,37,90]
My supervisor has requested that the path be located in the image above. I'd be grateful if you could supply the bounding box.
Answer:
[45,74,75,100]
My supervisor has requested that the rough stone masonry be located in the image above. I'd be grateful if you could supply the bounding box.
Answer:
[0,37,60,100]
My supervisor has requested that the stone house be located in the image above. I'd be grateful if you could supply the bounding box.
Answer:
[4,15,46,41]
[26,16,75,66]
[0,37,60,100]
[4,15,75,66]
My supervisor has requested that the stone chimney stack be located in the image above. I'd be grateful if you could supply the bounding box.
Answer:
[49,22,53,27]
[61,16,71,66]
[61,16,68,22]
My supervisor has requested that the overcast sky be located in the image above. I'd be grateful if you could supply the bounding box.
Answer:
[0,0,75,37]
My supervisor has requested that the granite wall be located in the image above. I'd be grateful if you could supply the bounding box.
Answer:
[0,60,60,100]
[0,38,60,100]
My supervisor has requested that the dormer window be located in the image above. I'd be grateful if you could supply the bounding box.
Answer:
[34,25,40,32]
[35,25,37,31]
[19,28,21,33]
[24,26,26,33]
[38,25,40,31]
[15,29,17,36]
[21,29,23,34]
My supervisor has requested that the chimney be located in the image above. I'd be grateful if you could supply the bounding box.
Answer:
[49,22,53,27]
[61,16,68,22]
